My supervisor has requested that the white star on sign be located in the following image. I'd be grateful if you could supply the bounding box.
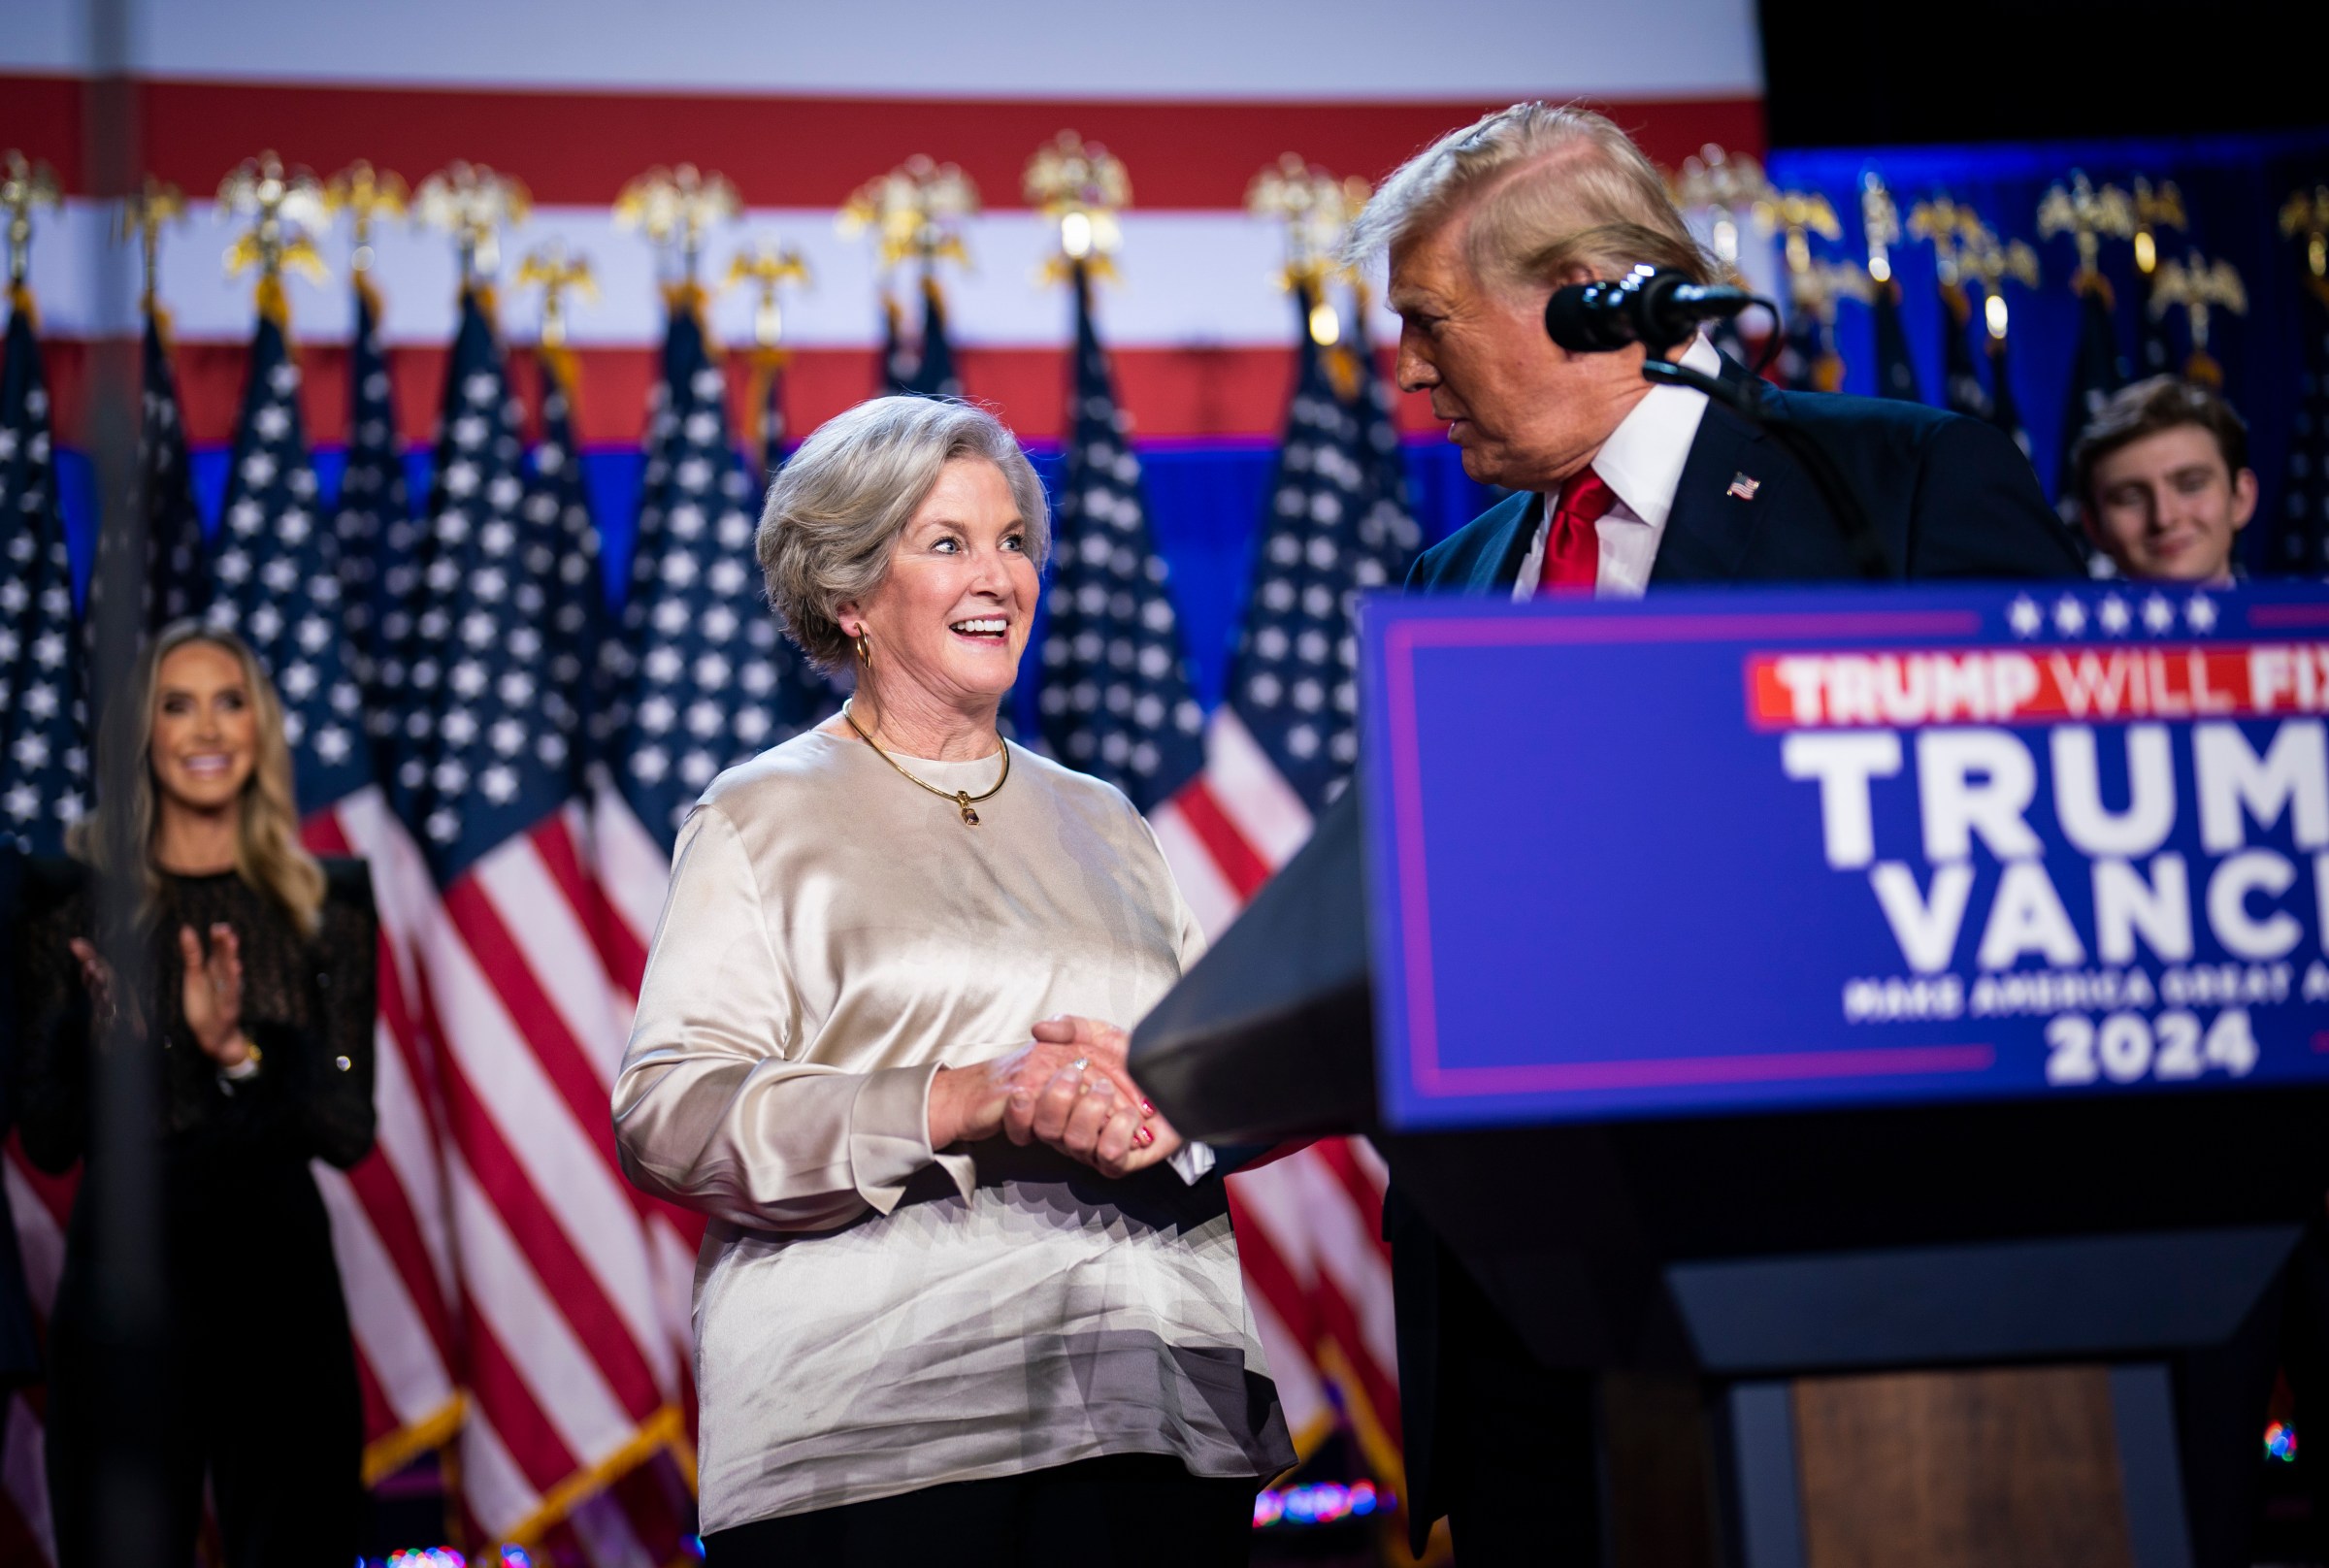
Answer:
[2052,597,2088,637]
[2097,596,2131,635]
[2141,593,2177,634]
[2186,595,2218,633]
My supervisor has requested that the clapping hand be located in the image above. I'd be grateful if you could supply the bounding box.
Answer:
[66,938,141,1037]
[178,923,253,1068]
[1002,1015,1183,1179]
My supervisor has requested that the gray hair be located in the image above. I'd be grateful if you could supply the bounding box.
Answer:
[1343,102,1715,295]
[756,396,1051,673]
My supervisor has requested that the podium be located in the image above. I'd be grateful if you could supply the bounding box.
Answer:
[1132,585,2329,1568]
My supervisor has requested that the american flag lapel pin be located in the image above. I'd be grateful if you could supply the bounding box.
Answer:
[1726,472,1760,501]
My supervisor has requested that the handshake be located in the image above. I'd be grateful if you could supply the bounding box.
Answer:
[926,1015,1180,1181]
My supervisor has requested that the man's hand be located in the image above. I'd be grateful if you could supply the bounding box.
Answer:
[1003,1015,1182,1179]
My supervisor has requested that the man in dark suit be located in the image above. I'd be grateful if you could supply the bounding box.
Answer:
[1342,102,2084,1562]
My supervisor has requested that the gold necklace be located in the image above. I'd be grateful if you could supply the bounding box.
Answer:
[841,700,1010,826]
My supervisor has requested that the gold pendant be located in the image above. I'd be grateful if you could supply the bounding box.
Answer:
[957,792,979,826]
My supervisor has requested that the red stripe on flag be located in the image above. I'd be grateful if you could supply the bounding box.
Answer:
[301,810,353,858]
[500,821,706,1256]
[6,75,1763,208]
[0,1467,49,1568]
[372,938,440,1120]
[530,813,649,1003]
[355,1342,395,1449]
[1169,779,1274,899]
[1224,1188,1320,1349]
[5,1138,76,1234]
[343,1151,459,1367]
[440,874,624,1164]
[1310,1270,1402,1439]
[431,1047,665,1423]
[608,1452,696,1562]
[463,1308,583,1497]
[1311,1137,1393,1264]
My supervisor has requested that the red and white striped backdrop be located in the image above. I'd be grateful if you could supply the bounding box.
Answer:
[3,7,1763,1554]
[7,0,1762,448]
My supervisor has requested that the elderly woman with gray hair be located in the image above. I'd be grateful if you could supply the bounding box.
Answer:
[612,395,1291,1565]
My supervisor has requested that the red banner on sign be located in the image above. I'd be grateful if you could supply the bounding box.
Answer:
[1745,644,2329,730]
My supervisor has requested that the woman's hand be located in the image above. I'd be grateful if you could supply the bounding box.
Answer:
[1004,1016,1183,1179]
[925,1024,1160,1162]
[927,1056,1011,1149]
[67,938,142,1036]
[179,923,252,1067]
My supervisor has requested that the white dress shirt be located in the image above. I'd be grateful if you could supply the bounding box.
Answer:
[1511,333,1722,601]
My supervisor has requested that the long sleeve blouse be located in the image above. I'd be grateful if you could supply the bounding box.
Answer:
[614,729,1291,1532]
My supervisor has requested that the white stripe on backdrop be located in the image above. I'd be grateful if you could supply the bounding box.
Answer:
[0,0,1763,100]
[26,202,1408,349]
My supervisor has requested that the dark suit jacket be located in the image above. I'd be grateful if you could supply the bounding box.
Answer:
[1388,364,2084,1548]
[1408,364,2085,597]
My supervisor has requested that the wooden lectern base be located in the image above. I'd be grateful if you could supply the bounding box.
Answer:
[1604,1365,2179,1568]
[1791,1367,2135,1568]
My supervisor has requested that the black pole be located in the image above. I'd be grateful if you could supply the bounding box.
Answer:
[82,1,170,1563]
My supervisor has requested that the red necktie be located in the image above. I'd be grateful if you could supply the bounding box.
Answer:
[1535,468,1617,595]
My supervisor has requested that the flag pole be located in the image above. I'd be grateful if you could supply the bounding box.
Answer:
[73,0,169,1553]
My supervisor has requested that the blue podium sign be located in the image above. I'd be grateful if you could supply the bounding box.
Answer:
[1360,583,2329,1130]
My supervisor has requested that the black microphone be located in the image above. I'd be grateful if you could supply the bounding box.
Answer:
[1544,265,1757,354]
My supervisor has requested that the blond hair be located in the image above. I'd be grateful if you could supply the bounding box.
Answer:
[1345,102,1716,296]
[74,622,327,935]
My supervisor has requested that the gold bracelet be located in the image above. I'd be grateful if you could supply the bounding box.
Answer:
[219,1036,263,1080]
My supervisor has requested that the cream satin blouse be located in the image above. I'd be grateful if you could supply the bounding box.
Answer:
[613,727,1293,1531]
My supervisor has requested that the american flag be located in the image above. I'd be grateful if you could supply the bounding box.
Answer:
[204,311,367,807]
[598,287,835,852]
[2056,276,2128,528]
[1141,279,1413,1492]
[877,287,915,393]
[887,272,963,399]
[1036,261,1205,809]
[0,288,82,856]
[334,275,410,701]
[2267,271,2329,573]
[584,283,845,1557]
[87,304,210,639]
[520,340,707,1568]
[2137,258,2180,380]
[0,278,85,1568]
[745,345,788,480]
[1983,300,2033,462]
[1870,276,1922,403]
[141,308,211,627]
[591,281,837,1041]
[387,283,690,1554]
[525,346,607,777]
[192,301,469,1508]
[1346,298,1421,602]
[1216,282,1410,816]
[1938,281,1990,422]
[1780,301,1844,394]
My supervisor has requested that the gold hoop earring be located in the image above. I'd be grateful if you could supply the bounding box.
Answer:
[853,629,872,669]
